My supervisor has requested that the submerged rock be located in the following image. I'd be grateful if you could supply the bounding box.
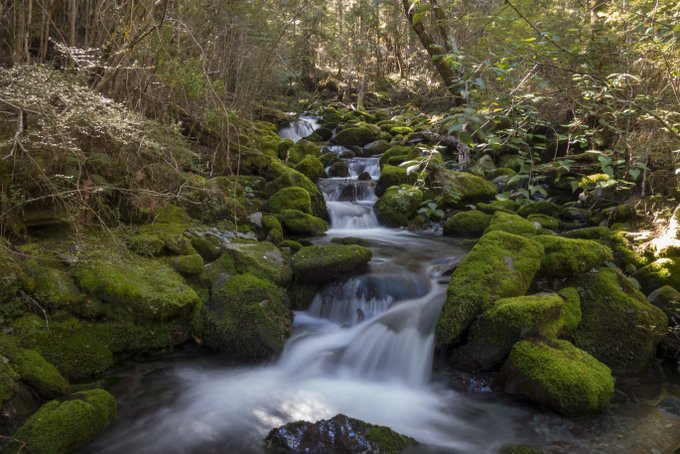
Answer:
[264,414,417,454]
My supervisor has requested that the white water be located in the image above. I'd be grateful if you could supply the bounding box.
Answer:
[278,115,320,142]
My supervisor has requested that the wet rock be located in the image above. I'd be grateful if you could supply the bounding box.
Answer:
[292,244,372,284]
[277,209,329,237]
[294,155,325,182]
[328,161,350,177]
[204,240,293,287]
[657,397,680,417]
[375,165,416,197]
[357,171,372,181]
[264,414,417,454]
[268,187,313,214]
[378,146,414,167]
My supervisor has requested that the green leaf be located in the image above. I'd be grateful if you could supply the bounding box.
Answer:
[628,168,641,181]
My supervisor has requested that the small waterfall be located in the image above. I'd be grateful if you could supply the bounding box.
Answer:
[278,115,320,142]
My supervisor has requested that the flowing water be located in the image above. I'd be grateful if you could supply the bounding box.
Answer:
[278,115,321,142]
[83,117,680,453]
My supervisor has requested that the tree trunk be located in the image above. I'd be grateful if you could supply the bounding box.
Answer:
[357,69,369,111]
[69,0,76,47]
[401,0,462,102]
[14,0,26,64]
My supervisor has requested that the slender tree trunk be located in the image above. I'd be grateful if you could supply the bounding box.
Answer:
[24,0,32,63]
[69,0,76,46]
[356,69,369,111]
[14,0,26,64]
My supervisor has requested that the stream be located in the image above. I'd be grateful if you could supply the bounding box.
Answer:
[81,117,680,453]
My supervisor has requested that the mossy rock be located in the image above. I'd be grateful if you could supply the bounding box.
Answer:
[443,210,492,237]
[26,264,85,311]
[193,273,291,360]
[6,389,116,454]
[374,185,423,228]
[477,199,518,214]
[0,245,24,303]
[190,235,222,262]
[573,267,668,374]
[330,127,376,147]
[504,445,545,454]
[328,161,350,177]
[294,155,325,182]
[563,227,647,272]
[433,169,497,208]
[268,187,313,214]
[527,214,560,231]
[389,126,414,136]
[277,209,329,237]
[374,165,416,197]
[170,254,204,276]
[536,235,613,278]
[484,211,542,237]
[266,161,327,219]
[330,237,372,247]
[292,244,372,284]
[178,174,247,223]
[278,239,304,253]
[457,294,566,370]
[378,146,413,167]
[75,255,199,321]
[284,139,321,163]
[516,201,561,218]
[127,222,195,257]
[557,287,583,337]
[437,231,545,348]
[362,140,391,156]
[204,241,293,287]
[633,258,680,294]
[500,339,614,415]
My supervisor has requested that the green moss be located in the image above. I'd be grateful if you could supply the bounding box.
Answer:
[330,237,372,247]
[500,339,614,415]
[266,160,327,218]
[574,267,668,374]
[7,389,117,454]
[536,235,613,278]
[527,214,560,231]
[633,258,680,294]
[374,185,423,228]
[504,445,544,454]
[268,187,313,214]
[563,227,647,271]
[26,264,85,310]
[378,146,413,167]
[154,205,192,224]
[433,169,497,208]
[389,126,414,136]
[484,211,542,237]
[278,240,303,252]
[557,287,582,336]
[178,174,247,223]
[292,244,372,284]
[171,254,204,276]
[562,226,612,241]
[516,201,561,218]
[294,155,325,182]
[0,244,24,303]
[375,165,416,197]
[365,425,417,453]
[204,241,293,286]
[190,235,222,262]
[443,210,492,237]
[277,209,329,237]
[0,359,19,405]
[127,222,196,257]
[437,231,545,348]
[194,274,291,360]
[477,199,519,214]
[11,348,70,399]
[330,127,376,147]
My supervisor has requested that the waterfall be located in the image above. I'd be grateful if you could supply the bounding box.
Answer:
[278,115,320,142]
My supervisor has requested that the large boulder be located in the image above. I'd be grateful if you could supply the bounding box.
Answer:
[437,231,545,348]
[574,267,668,374]
[194,273,292,360]
[264,414,416,454]
[277,209,329,237]
[374,185,423,228]
[375,165,415,197]
[268,187,313,214]
[484,212,542,237]
[292,244,372,284]
[499,339,614,415]
[378,146,414,167]
[536,235,613,278]
[294,155,325,182]
[5,389,117,454]
[633,258,680,294]
[362,140,391,156]
[432,169,497,207]
[266,161,327,219]
[330,127,376,147]
[204,241,293,287]
[443,210,492,237]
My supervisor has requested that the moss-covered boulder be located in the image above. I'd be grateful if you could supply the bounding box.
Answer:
[516,201,561,218]
[127,221,196,257]
[374,185,423,228]
[374,165,416,197]
[294,154,325,182]
[378,146,413,167]
[362,140,391,156]
[24,263,85,311]
[170,254,204,276]
[292,244,372,284]
[194,273,291,360]
[268,187,313,214]
[277,209,329,237]
[6,389,117,454]
[484,211,542,237]
[477,200,518,214]
[456,294,566,370]
[574,267,668,374]
[204,241,293,287]
[75,255,199,321]
[536,236,613,278]
[633,258,680,294]
[190,235,222,262]
[330,127,376,147]
[648,285,680,356]
[527,214,560,231]
[443,210,492,237]
[264,414,417,454]
[178,174,247,223]
[437,231,545,348]
[433,169,497,208]
[266,161,327,219]
[500,339,614,415]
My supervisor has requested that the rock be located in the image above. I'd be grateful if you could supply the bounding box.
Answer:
[536,235,613,278]
[268,187,313,214]
[516,201,561,218]
[330,237,372,247]
[179,174,247,222]
[560,206,590,221]
[5,389,117,454]
[362,140,391,156]
[0,382,41,435]
[433,169,497,208]
[277,209,329,237]
[205,241,293,287]
[24,263,85,311]
[126,221,195,257]
[374,185,423,228]
[194,273,291,360]
[170,254,204,276]
[574,267,668,374]
[357,171,371,181]
[647,285,680,356]
[471,154,496,176]
[264,414,417,454]
[294,155,325,182]
[527,214,560,230]
[378,146,414,167]
[375,165,415,197]
[455,293,566,370]
[503,445,545,454]
[657,397,680,418]
[477,200,518,214]
[330,127,376,147]
[390,126,414,135]
[437,231,545,348]
[500,339,614,415]
[634,258,680,294]
[443,210,492,237]
[328,161,350,177]
[266,161,327,219]
[75,254,199,321]
[484,211,542,237]
[190,235,222,262]
[292,244,372,284]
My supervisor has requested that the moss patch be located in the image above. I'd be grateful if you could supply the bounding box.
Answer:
[374,185,423,228]
[277,209,329,237]
[527,214,560,231]
[204,241,293,286]
[292,244,372,284]
[268,187,313,214]
[433,169,497,207]
[294,155,325,182]
[633,258,680,294]
[484,211,542,237]
[443,210,492,237]
[536,235,613,278]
